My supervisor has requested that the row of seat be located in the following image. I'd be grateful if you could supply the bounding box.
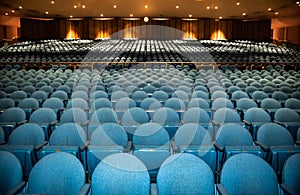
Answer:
[1,39,299,64]
[1,151,300,195]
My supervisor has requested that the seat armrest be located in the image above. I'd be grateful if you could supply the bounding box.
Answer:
[78,183,91,195]
[80,141,90,151]
[296,141,300,145]
[125,141,132,152]
[214,142,224,151]
[216,184,230,195]
[254,141,270,151]
[280,183,295,195]
[0,140,6,145]
[243,120,251,125]
[211,120,219,126]
[82,120,90,126]
[6,181,26,195]
[17,120,27,126]
[50,120,58,126]
[35,141,48,150]
[273,120,283,125]
[170,141,179,153]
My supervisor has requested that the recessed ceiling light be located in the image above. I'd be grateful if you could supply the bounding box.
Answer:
[51,1,55,4]
[275,12,279,15]
[243,12,246,16]
[70,15,73,18]
[5,13,8,15]
[11,10,15,13]
[113,5,117,8]
[236,2,240,5]
[100,14,104,17]
[296,2,300,4]
[145,5,148,9]
[206,6,210,9]
[268,8,272,11]
[189,14,192,17]
[176,5,179,9]
[82,5,85,8]
[45,11,49,14]
[74,5,77,8]
[19,6,23,9]
[130,14,133,17]
[219,16,223,19]
[214,6,218,9]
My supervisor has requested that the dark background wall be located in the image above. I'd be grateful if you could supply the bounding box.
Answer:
[20,17,271,42]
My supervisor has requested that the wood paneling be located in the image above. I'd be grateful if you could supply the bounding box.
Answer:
[20,18,272,42]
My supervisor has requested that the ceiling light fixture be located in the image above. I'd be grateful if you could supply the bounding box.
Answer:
[275,12,279,15]
[145,5,148,9]
[176,5,179,9]
[18,6,23,9]
[74,5,77,8]
[11,10,15,13]
[113,5,117,8]
[45,11,49,14]
[219,16,223,19]
[189,14,192,17]
[236,2,240,6]
[296,2,300,4]
[243,12,246,16]
[144,17,149,22]
[70,15,73,18]
[51,1,55,4]
[268,8,272,11]
[82,5,85,8]
[130,14,133,17]
[206,6,210,9]
[100,14,103,17]
[5,13,8,15]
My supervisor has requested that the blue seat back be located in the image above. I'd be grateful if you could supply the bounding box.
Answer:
[8,123,45,145]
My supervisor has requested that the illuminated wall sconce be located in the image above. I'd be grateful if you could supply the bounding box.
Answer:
[144,16,149,22]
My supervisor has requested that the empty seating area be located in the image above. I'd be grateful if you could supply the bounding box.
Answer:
[0,47,300,193]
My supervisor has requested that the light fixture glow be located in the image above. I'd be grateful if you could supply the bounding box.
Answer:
[275,12,279,15]
[219,16,223,19]
[236,2,240,5]
[268,8,272,11]
[145,5,148,8]
[82,5,85,8]
[70,15,73,18]
[45,11,49,14]
[51,1,55,4]
[11,10,15,13]
[5,13,8,15]
[100,14,103,17]
[243,12,246,16]
[144,16,149,22]
[74,5,77,8]
[296,1,300,4]
[206,6,210,9]
[19,6,23,9]
[113,5,117,8]
[176,5,179,9]
[130,14,133,17]
[189,14,192,17]
[214,6,218,9]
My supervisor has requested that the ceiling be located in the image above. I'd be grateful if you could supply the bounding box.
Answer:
[0,0,300,20]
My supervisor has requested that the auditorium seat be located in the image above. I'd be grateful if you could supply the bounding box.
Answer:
[0,151,25,194]
[18,98,40,120]
[280,153,300,194]
[91,153,150,194]
[156,153,215,195]
[25,152,89,195]
[256,123,300,176]
[217,153,279,195]
[132,123,170,181]
[87,123,130,178]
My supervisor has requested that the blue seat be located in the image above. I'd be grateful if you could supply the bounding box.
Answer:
[88,108,118,139]
[114,97,136,119]
[164,98,186,117]
[274,108,300,141]
[0,123,46,177]
[18,97,40,120]
[215,123,263,172]
[121,107,149,141]
[42,97,65,120]
[156,153,215,195]
[243,107,271,140]
[131,90,148,106]
[26,152,89,195]
[256,123,300,176]
[0,98,15,113]
[217,153,279,195]
[152,107,180,138]
[91,153,150,194]
[173,124,217,172]
[87,123,129,178]
[0,107,26,141]
[59,107,88,125]
[0,151,25,194]
[133,123,170,181]
[260,98,282,120]
[30,90,48,106]
[29,107,57,140]
[40,123,88,168]
[280,153,300,195]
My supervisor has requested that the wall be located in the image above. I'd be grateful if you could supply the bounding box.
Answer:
[20,17,271,42]
[272,16,300,45]
[0,16,20,42]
